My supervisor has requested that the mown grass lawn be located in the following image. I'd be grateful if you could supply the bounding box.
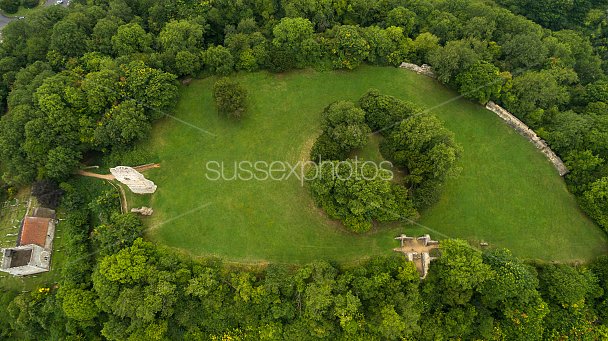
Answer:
[134,65,607,264]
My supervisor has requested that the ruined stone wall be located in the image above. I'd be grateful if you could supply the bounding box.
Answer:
[485,101,569,176]
[399,62,436,78]
[399,61,568,176]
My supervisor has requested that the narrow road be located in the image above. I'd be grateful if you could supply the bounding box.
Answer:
[0,14,12,29]
[0,0,69,30]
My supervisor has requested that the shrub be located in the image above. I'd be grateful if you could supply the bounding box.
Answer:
[102,147,157,168]
[22,0,38,9]
[212,77,248,119]
[358,89,420,133]
[266,46,295,72]
[0,0,19,14]
[310,132,347,161]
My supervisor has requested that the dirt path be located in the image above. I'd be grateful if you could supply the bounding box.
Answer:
[76,170,114,180]
[107,181,128,214]
[76,163,160,180]
[76,163,160,214]
[133,163,161,172]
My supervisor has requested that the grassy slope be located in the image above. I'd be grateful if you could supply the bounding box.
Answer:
[135,66,607,264]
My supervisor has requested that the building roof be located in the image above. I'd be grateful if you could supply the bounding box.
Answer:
[19,217,51,247]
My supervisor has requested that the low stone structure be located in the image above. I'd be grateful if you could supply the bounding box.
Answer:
[399,62,436,78]
[131,206,154,216]
[394,234,439,279]
[486,101,568,176]
[110,166,157,194]
[1,208,56,276]
[399,61,568,176]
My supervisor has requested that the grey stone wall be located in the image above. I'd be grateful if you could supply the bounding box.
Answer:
[399,61,568,176]
[486,101,569,176]
[399,62,436,78]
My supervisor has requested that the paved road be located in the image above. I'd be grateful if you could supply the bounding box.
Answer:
[0,0,68,30]
[0,13,13,30]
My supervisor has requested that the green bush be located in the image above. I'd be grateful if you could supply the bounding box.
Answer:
[22,0,39,9]
[309,132,348,161]
[266,46,295,72]
[358,89,420,133]
[102,147,158,169]
[212,77,248,119]
[0,0,19,13]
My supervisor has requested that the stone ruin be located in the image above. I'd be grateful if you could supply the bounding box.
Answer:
[110,166,157,194]
[394,234,440,279]
[131,207,154,216]
[485,102,568,176]
[399,61,568,177]
[399,62,436,78]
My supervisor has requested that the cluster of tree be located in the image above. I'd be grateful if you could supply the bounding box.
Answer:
[307,159,417,233]
[3,205,608,340]
[307,94,458,231]
[0,56,177,184]
[2,175,608,339]
[212,77,248,119]
[310,101,370,161]
[359,90,461,209]
[495,0,606,31]
[0,0,38,14]
[0,0,608,337]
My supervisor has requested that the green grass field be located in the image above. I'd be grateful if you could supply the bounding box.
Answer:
[133,66,607,264]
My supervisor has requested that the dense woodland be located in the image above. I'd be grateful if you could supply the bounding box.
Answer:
[1,0,608,339]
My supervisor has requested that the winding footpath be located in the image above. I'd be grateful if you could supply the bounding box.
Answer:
[77,163,160,214]
[76,163,160,180]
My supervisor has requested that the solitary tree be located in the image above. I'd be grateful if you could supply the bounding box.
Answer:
[212,78,248,119]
